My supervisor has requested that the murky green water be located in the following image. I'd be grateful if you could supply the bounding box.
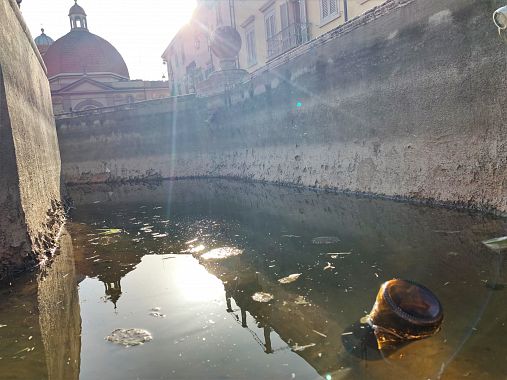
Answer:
[1,179,507,380]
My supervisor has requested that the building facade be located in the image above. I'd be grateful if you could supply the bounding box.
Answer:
[161,0,385,96]
[34,1,170,114]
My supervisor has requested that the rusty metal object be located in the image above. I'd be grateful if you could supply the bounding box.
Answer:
[365,279,443,349]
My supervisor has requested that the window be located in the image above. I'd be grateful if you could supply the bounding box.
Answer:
[264,8,276,41]
[216,2,223,26]
[320,0,340,25]
[245,26,257,66]
[264,7,277,57]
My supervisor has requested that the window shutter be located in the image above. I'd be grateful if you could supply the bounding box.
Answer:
[330,0,337,14]
[321,0,329,19]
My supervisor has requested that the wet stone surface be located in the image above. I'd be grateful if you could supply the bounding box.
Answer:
[1,179,507,380]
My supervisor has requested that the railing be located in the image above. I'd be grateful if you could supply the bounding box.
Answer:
[267,23,311,60]
[54,94,195,120]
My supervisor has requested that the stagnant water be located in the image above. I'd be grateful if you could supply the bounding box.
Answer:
[1,179,507,380]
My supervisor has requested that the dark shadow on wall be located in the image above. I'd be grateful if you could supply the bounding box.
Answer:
[0,64,33,280]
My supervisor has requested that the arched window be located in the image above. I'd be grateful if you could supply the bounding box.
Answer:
[74,99,105,111]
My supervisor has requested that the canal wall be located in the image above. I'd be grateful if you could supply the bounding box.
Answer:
[57,0,507,214]
[0,0,64,279]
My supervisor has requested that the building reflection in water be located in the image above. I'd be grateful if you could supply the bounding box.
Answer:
[37,228,81,380]
[104,280,122,309]
[0,228,82,380]
[65,179,507,379]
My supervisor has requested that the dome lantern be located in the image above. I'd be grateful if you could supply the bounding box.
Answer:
[69,0,88,30]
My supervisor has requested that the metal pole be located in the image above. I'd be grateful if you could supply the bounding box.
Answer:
[343,0,348,22]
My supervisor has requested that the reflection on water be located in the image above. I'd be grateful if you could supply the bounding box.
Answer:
[0,229,80,380]
[1,179,507,379]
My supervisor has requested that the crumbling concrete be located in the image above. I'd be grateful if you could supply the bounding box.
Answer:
[0,0,64,279]
[57,0,507,215]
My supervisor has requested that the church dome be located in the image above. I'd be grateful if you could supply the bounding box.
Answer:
[43,30,130,79]
[34,29,54,47]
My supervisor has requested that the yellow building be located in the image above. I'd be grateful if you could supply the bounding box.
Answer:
[162,0,385,96]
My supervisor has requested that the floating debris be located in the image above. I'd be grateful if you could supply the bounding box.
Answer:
[324,262,335,271]
[151,307,161,312]
[0,325,6,328]
[252,292,274,303]
[327,252,351,256]
[181,244,206,254]
[201,247,243,260]
[312,236,340,244]
[292,343,316,352]
[294,295,309,305]
[186,238,198,245]
[152,233,168,238]
[105,328,153,347]
[282,235,301,238]
[312,329,327,338]
[149,312,166,318]
[278,273,302,284]
[482,236,507,251]
[97,228,123,236]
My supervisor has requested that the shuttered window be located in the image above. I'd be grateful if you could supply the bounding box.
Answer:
[320,0,340,24]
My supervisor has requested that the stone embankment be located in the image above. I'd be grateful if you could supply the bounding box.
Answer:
[0,0,64,279]
[57,0,507,215]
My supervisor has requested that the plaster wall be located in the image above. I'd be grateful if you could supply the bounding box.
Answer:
[57,0,507,214]
[0,0,64,278]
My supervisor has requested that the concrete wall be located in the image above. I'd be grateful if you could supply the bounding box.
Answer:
[57,0,507,215]
[0,0,64,278]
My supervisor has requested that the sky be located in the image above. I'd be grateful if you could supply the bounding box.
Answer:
[21,0,197,80]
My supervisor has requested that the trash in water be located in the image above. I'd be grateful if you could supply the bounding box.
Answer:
[278,273,301,284]
[294,295,309,305]
[201,247,243,260]
[152,233,168,238]
[252,292,274,303]
[482,236,507,251]
[312,329,327,338]
[0,325,6,328]
[282,235,301,238]
[151,307,161,312]
[149,312,166,318]
[292,343,316,352]
[97,228,123,236]
[312,236,340,244]
[364,279,443,350]
[327,252,351,256]
[105,328,153,347]
[186,238,198,245]
[324,262,335,270]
